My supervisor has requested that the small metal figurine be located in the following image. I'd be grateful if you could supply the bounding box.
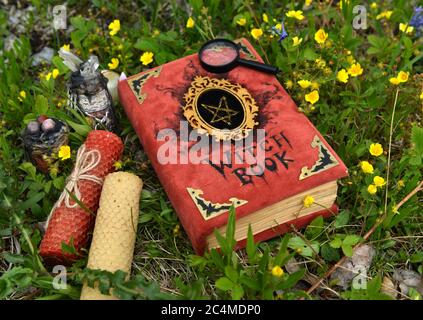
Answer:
[59,49,119,132]
[23,116,69,173]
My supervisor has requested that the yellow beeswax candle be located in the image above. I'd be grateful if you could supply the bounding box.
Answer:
[80,171,143,300]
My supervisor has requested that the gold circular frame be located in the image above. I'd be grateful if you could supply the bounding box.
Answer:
[182,76,259,141]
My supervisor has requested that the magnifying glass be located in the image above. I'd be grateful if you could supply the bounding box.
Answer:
[199,39,279,75]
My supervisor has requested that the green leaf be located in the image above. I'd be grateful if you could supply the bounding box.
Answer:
[410,252,423,263]
[215,277,234,291]
[330,237,343,249]
[246,224,256,262]
[321,243,340,262]
[288,236,319,257]
[224,266,238,283]
[231,284,244,300]
[305,216,324,239]
[34,95,49,115]
[341,244,353,257]
[343,235,361,246]
[334,210,350,228]
[277,269,306,290]
[411,125,423,157]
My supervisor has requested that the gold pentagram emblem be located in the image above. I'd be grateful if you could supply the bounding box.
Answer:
[201,96,239,126]
[182,76,259,141]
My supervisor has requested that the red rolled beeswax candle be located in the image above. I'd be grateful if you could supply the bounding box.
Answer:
[39,130,123,265]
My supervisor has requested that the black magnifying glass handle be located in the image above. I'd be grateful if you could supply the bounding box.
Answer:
[237,58,279,75]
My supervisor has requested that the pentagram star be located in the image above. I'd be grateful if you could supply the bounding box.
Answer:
[201,96,239,125]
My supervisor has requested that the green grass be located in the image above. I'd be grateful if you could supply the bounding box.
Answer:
[0,0,422,300]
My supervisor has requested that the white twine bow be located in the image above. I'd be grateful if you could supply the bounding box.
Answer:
[45,144,102,228]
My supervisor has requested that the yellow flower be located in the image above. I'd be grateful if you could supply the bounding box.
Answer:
[314,28,328,44]
[45,72,52,81]
[140,52,154,66]
[376,10,393,20]
[113,160,123,170]
[297,80,311,89]
[108,58,119,70]
[348,63,363,77]
[237,18,246,26]
[271,266,284,277]
[61,44,70,51]
[58,145,71,161]
[305,0,313,6]
[370,2,377,9]
[337,69,349,83]
[367,184,377,195]
[397,71,409,83]
[373,176,386,188]
[303,195,315,208]
[173,224,180,236]
[18,90,26,102]
[369,143,383,157]
[420,92,423,100]
[262,13,269,23]
[360,161,374,174]
[52,68,59,79]
[108,19,121,36]
[311,81,319,90]
[305,90,319,105]
[399,23,414,34]
[389,77,401,85]
[292,36,303,47]
[397,180,405,189]
[186,17,195,28]
[286,10,304,21]
[274,23,282,31]
[251,28,263,40]
[285,80,294,89]
[385,11,394,19]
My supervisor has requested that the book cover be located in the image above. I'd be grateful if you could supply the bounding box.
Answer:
[118,38,348,254]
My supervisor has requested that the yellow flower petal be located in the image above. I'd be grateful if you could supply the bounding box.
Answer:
[369,143,383,157]
[140,52,154,66]
[314,29,328,44]
[236,18,246,26]
[251,28,263,40]
[286,10,304,20]
[360,161,374,174]
[186,17,195,28]
[61,44,70,51]
[367,184,377,195]
[397,71,409,83]
[373,176,386,188]
[348,63,363,77]
[271,266,284,277]
[292,36,303,47]
[297,80,311,89]
[303,195,315,208]
[108,19,121,36]
[58,145,71,161]
[305,90,319,105]
[52,69,59,79]
[337,69,349,83]
[108,58,119,70]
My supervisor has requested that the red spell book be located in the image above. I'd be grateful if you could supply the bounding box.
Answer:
[118,38,348,255]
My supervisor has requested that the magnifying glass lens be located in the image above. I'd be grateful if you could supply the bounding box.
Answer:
[200,41,238,66]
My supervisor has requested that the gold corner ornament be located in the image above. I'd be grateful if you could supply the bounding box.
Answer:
[187,187,248,220]
[299,135,339,180]
[128,67,162,104]
[182,76,259,141]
